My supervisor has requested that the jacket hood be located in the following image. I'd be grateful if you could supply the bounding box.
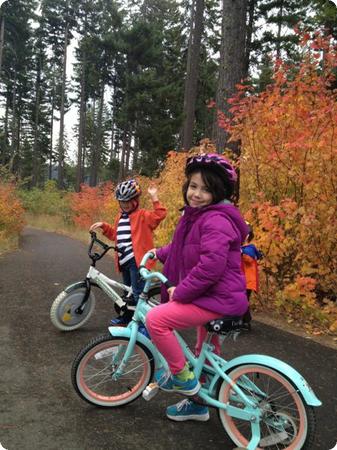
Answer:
[183,203,248,244]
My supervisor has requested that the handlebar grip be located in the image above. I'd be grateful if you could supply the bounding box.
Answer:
[164,280,174,289]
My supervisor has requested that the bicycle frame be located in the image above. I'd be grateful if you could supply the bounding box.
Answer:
[107,252,321,450]
[86,266,133,310]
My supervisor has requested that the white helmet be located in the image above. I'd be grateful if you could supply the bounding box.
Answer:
[115,179,141,201]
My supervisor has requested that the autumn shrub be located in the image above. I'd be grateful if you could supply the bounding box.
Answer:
[0,181,25,244]
[224,32,337,333]
[70,182,115,229]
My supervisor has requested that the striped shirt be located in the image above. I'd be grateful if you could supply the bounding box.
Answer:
[116,212,134,266]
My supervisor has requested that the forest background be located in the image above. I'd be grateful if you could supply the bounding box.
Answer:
[0,0,336,338]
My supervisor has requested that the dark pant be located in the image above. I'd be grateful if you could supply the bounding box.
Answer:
[121,257,145,304]
[243,289,252,323]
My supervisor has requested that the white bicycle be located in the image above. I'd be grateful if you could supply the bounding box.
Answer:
[50,231,160,331]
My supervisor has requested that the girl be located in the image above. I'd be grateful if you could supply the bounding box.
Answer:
[241,223,264,330]
[146,153,249,422]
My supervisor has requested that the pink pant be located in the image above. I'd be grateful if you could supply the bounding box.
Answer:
[146,301,223,374]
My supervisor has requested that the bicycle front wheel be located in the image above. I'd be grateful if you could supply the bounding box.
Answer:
[218,364,316,450]
[71,334,154,407]
[50,287,96,331]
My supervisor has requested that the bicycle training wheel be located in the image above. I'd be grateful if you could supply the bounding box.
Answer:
[50,287,96,331]
[218,364,316,450]
[71,334,154,407]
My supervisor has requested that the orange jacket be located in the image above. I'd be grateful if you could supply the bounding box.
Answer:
[101,200,167,272]
[241,254,259,292]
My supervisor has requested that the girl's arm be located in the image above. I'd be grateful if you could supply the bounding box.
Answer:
[143,186,167,229]
[101,222,117,241]
[156,243,172,263]
[143,201,167,229]
[172,217,234,302]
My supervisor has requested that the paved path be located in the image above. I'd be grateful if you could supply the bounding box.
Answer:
[0,228,336,450]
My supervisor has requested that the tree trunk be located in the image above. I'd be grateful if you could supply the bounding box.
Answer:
[49,82,55,180]
[245,0,256,77]
[133,121,139,171]
[212,0,247,153]
[181,0,204,151]
[1,90,9,164]
[58,21,69,189]
[276,0,284,59]
[90,82,104,187]
[9,71,17,172]
[32,55,42,187]
[0,16,4,78]
[109,85,118,161]
[118,129,128,181]
[76,60,86,191]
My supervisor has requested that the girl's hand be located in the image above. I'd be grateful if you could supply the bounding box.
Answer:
[148,185,158,202]
[167,286,176,300]
[89,222,103,231]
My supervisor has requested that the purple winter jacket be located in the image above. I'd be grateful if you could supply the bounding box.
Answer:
[156,203,249,316]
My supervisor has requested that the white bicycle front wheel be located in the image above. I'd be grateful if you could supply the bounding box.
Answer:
[50,287,96,331]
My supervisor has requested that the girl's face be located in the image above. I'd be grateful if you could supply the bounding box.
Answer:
[119,199,136,213]
[186,172,213,208]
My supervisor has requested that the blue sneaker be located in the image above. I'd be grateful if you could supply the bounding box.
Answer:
[138,325,151,339]
[154,367,200,396]
[166,399,210,421]
[110,315,130,326]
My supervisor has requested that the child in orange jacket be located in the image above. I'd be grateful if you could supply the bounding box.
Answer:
[241,224,263,330]
[90,179,167,325]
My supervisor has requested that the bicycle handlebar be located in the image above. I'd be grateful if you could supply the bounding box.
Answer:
[139,251,174,289]
[88,231,117,262]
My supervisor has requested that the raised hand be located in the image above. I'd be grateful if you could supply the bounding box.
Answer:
[148,185,159,201]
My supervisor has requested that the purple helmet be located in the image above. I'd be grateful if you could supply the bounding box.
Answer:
[185,153,237,184]
[115,179,141,201]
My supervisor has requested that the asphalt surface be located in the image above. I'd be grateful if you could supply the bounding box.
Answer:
[0,227,336,450]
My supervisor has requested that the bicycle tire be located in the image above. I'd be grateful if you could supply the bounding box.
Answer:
[71,334,154,407]
[217,363,316,450]
[50,287,96,331]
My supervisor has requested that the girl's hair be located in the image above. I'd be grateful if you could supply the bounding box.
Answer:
[182,166,235,205]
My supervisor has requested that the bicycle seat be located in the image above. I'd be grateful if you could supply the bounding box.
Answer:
[206,316,243,334]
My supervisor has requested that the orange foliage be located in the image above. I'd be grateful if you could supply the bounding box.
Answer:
[0,182,25,241]
[223,32,337,333]
[70,182,115,228]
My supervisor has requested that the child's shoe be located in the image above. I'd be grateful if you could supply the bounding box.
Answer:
[110,315,130,326]
[138,325,151,339]
[166,399,210,422]
[155,364,200,396]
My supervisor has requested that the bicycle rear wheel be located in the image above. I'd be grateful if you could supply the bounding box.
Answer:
[218,364,316,450]
[72,334,154,407]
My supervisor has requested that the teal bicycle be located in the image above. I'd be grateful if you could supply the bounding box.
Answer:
[71,251,321,450]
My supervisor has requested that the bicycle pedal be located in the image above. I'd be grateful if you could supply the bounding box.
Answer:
[142,382,159,401]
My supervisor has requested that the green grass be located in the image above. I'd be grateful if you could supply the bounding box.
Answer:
[25,213,90,244]
[0,235,20,255]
